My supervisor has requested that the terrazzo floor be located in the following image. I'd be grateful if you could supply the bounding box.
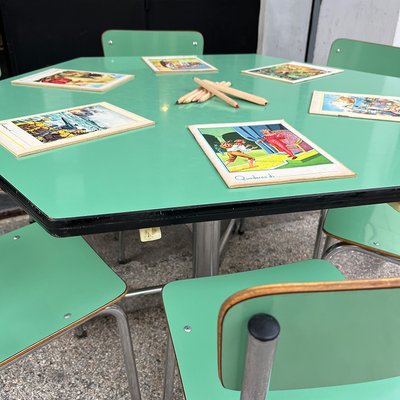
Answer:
[0,211,399,400]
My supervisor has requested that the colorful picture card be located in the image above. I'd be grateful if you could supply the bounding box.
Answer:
[309,91,400,122]
[242,61,343,83]
[142,55,218,74]
[0,102,154,157]
[189,120,354,188]
[12,68,133,92]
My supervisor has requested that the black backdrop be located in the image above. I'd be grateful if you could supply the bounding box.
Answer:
[0,0,260,76]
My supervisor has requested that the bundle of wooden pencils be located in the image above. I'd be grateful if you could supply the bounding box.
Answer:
[177,77,268,108]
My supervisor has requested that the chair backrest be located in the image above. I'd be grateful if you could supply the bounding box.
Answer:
[218,278,400,393]
[101,30,204,57]
[327,38,400,77]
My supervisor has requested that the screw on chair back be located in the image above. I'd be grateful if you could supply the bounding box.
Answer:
[101,30,204,57]
[328,38,400,77]
[219,278,400,399]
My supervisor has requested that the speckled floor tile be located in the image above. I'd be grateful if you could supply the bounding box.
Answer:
[0,211,399,399]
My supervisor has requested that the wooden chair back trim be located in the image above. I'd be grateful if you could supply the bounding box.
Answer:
[217,278,400,382]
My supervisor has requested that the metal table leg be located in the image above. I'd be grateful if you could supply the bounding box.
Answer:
[193,221,221,277]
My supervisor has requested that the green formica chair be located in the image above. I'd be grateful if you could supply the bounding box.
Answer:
[101,29,206,264]
[101,30,204,57]
[320,203,400,266]
[0,223,141,400]
[162,259,400,400]
[313,38,400,260]
[327,38,400,77]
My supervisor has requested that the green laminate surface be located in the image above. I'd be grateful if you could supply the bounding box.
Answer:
[0,223,126,365]
[324,203,400,256]
[328,39,400,77]
[0,55,399,222]
[102,30,204,56]
[162,259,346,400]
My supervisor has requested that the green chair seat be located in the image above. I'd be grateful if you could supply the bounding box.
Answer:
[0,223,141,400]
[323,203,400,257]
[163,260,400,400]
[102,30,204,57]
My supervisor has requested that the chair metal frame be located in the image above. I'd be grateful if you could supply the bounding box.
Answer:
[1,304,141,400]
[323,242,400,267]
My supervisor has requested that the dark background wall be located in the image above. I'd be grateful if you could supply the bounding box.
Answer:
[0,0,260,78]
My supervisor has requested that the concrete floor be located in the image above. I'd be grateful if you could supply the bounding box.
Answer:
[0,211,399,400]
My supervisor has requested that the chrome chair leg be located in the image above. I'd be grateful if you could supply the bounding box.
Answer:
[219,219,237,257]
[118,231,128,264]
[236,218,245,235]
[323,242,400,266]
[73,324,88,338]
[98,305,141,400]
[241,314,280,400]
[162,333,177,400]
[312,209,327,258]
[321,235,335,256]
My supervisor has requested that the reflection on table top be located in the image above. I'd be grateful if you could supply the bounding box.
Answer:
[0,54,399,236]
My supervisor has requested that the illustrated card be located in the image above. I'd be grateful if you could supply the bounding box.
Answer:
[242,61,343,83]
[389,202,400,212]
[142,55,218,73]
[188,120,354,188]
[12,68,133,92]
[309,91,400,122]
[0,102,154,157]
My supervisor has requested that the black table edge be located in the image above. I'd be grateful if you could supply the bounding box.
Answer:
[1,176,400,237]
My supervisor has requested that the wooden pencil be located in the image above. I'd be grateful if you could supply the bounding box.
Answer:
[177,87,203,104]
[189,88,209,102]
[196,81,231,102]
[194,77,239,108]
[204,80,268,106]
[183,88,207,103]
[196,89,213,103]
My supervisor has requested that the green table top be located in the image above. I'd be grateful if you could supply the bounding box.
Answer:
[0,54,399,236]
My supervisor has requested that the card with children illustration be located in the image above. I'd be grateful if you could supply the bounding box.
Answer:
[188,120,354,188]
[12,68,133,92]
[242,61,342,83]
[142,55,218,73]
[309,91,400,122]
[0,102,154,157]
